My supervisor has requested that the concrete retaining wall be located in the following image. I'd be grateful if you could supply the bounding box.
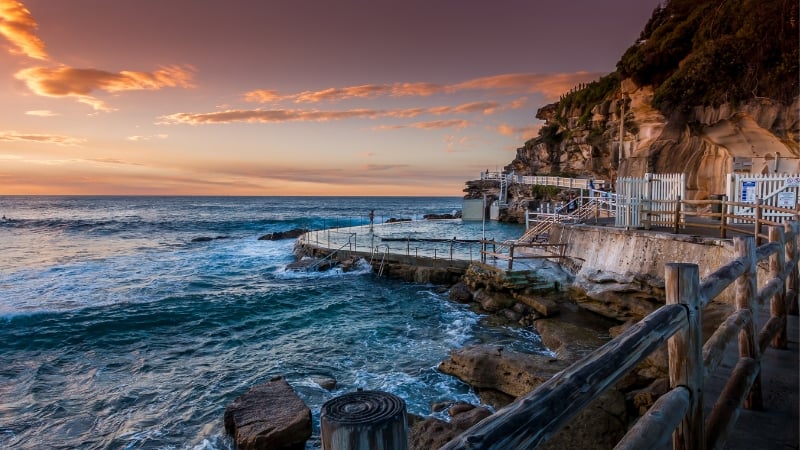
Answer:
[550,223,731,280]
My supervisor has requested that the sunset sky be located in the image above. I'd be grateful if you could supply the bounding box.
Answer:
[0,0,663,196]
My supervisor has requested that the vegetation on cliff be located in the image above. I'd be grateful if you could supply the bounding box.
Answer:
[544,0,798,131]
[618,0,799,110]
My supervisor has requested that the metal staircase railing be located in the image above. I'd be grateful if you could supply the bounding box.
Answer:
[518,196,617,244]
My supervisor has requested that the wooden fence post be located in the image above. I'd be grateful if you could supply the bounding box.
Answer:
[720,195,728,239]
[665,263,704,450]
[754,198,763,245]
[508,243,515,271]
[786,221,799,316]
[673,195,681,234]
[769,226,787,349]
[734,236,763,409]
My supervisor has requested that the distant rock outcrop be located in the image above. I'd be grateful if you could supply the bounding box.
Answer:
[224,376,311,450]
[258,228,306,240]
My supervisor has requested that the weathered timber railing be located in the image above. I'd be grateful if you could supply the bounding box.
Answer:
[641,197,798,240]
[441,221,799,450]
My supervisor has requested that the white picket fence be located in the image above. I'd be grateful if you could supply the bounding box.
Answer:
[615,173,686,228]
[726,173,800,223]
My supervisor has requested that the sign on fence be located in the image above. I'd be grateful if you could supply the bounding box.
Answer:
[785,177,800,188]
[778,191,797,208]
[727,173,800,223]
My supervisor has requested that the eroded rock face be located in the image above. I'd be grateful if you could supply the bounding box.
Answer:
[224,377,311,450]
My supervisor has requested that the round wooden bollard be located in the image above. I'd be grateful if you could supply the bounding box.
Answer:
[320,390,408,450]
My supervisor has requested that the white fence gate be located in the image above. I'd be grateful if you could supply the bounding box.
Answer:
[726,173,800,223]
[615,173,686,228]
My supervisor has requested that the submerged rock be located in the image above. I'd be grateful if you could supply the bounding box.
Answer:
[224,376,311,450]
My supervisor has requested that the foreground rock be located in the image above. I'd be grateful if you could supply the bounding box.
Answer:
[408,403,492,450]
[224,376,311,450]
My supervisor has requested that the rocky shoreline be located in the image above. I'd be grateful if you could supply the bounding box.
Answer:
[228,229,687,449]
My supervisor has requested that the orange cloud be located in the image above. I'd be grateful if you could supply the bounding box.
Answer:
[243,89,283,103]
[0,0,47,60]
[15,65,195,111]
[294,84,391,103]
[0,130,84,146]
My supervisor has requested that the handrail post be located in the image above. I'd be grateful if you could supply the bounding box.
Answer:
[508,244,514,271]
[786,221,799,315]
[734,236,763,409]
[673,195,681,234]
[769,226,787,349]
[665,263,704,450]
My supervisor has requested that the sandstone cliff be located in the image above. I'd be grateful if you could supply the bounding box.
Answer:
[507,84,799,201]
[501,0,799,202]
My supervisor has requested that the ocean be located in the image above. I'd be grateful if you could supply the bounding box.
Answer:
[0,196,541,449]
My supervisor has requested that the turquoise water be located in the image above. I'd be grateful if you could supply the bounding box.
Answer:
[0,196,540,449]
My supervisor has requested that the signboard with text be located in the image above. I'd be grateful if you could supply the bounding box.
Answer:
[741,180,757,203]
[777,191,797,208]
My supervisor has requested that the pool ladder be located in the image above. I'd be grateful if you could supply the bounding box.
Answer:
[370,245,389,276]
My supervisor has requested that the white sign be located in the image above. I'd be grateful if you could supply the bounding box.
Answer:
[777,191,797,208]
[785,177,800,188]
[741,180,757,203]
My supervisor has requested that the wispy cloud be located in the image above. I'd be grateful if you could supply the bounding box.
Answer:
[492,123,542,140]
[25,109,58,117]
[243,72,601,104]
[159,108,384,125]
[86,157,144,166]
[0,129,84,146]
[376,119,471,131]
[0,0,47,60]
[15,65,196,111]
[160,100,501,126]
[127,134,168,141]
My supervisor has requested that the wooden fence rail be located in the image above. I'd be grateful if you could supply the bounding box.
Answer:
[441,221,799,450]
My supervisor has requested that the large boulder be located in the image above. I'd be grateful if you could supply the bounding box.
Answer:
[438,345,566,398]
[473,289,515,313]
[224,376,312,450]
[448,281,473,303]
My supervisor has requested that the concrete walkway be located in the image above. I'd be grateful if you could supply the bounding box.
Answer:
[703,301,799,450]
